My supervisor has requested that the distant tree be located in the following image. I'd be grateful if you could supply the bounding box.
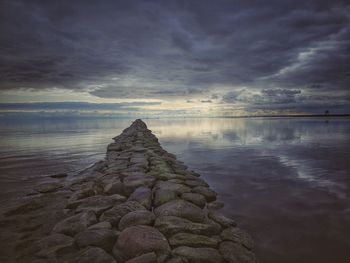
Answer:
[325,110,330,116]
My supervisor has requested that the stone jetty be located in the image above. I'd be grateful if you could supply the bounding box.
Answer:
[0,119,257,263]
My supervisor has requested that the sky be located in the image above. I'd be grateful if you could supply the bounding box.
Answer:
[0,0,349,117]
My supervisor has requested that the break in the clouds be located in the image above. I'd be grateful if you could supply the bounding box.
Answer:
[0,0,349,115]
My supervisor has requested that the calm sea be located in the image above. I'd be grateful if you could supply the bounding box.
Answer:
[0,117,349,263]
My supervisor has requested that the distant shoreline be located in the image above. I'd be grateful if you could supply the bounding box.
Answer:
[220,114,350,118]
[0,113,349,120]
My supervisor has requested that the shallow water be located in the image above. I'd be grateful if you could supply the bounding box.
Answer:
[0,117,349,263]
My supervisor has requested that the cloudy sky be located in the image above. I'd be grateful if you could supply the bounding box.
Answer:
[0,0,349,117]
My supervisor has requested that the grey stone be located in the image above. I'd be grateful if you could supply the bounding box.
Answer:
[119,210,156,230]
[75,229,117,252]
[88,221,112,230]
[154,181,191,195]
[192,186,217,202]
[181,193,206,208]
[169,233,218,248]
[125,252,157,263]
[155,216,221,237]
[154,189,178,207]
[208,211,237,228]
[100,201,146,226]
[116,225,170,259]
[72,246,117,263]
[172,246,223,263]
[104,180,125,195]
[74,195,126,216]
[128,186,152,209]
[207,201,224,211]
[154,200,205,223]
[184,179,208,188]
[52,211,97,236]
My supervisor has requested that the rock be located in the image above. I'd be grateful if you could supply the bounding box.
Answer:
[207,201,224,211]
[104,180,125,195]
[208,211,237,228]
[128,186,152,209]
[116,225,170,259]
[34,234,76,258]
[50,173,68,178]
[35,182,64,193]
[166,257,185,263]
[181,193,206,208]
[154,200,205,223]
[67,189,97,208]
[125,252,157,263]
[118,210,156,230]
[153,173,185,181]
[154,189,178,207]
[75,229,117,252]
[123,173,156,193]
[88,221,112,230]
[172,246,223,263]
[74,195,126,216]
[100,201,146,226]
[192,186,217,202]
[221,227,254,250]
[154,181,191,195]
[169,233,218,248]
[52,211,97,236]
[72,246,117,263]
[219,241,257,263]
[155,216,221,237]
[184,179,208,188]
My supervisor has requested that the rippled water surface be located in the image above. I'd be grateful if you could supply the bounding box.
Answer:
[1,117,350,263]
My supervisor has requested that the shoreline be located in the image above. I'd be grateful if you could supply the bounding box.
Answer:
[0,119,256,262]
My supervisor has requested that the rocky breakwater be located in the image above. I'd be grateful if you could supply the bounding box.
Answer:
[1,119,257,263]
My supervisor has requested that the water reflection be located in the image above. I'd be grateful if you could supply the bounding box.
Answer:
[0,117,350,263]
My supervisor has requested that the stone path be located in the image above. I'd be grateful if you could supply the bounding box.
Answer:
[0,119,257,262]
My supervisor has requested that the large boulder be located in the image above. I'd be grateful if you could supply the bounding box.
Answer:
[169,233,218,248]
[154,181,191,195]
[125,252,157,263]
[208,211,237,228]
[128,186,152,209]
[116,225,170,259]
[154,216,221,237]
[118,210,156,230]
[172,246,223,263]
[219,241,257,263]
[154,200,205,223]
[75,229,117,252]
[88,221,112,230]
[153,189,178,207]
[100,201,146,226]
[181,193,206,208]
[192,186,217,202]
[52,211,97,236]
[104,180,126,196]
[74,195,126,216]
[71,246,117,263]
[184,179,208,188]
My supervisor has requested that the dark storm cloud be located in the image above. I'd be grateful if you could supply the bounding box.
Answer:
[0,101,160,111]
[0,0,349,112]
